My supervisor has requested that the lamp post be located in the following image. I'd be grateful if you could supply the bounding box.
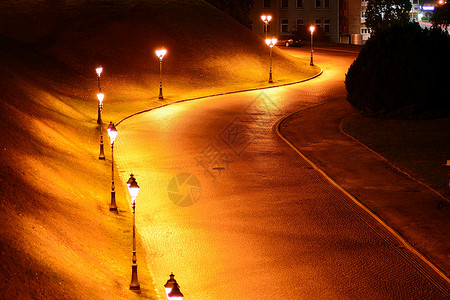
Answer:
[128,174,140,290]
[155,49,167,100]
[261,15,272,39]
[107,121,118,212]
[164,273,177,298]
[265,38,277,83]
[309,26,315,66]
[98,93,106,160]
[96,67,103,124]
[96,66,103,92]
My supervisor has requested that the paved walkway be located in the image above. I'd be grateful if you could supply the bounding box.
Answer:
[279,98,450,282]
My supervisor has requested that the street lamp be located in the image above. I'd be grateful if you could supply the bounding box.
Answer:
[107,121,118,212]
[261,15,272,39]
[155,49,167,100]
[164,273,177,298]
[128,174,140,290]
[265,38,277,83]
[309,26,315,66]
[168,281,184,299]
[98,93,106,160]
[96,66,103,92]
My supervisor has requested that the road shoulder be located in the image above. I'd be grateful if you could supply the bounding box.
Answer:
[276,98,450,282]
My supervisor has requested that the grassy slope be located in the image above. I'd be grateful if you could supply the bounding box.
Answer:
[342,114,450,199]
[0,0,319,298]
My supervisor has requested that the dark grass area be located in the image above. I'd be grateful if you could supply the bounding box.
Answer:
[342,114,450,198]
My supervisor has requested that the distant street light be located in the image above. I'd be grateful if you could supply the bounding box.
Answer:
[97,93,105,160]
[310,26,315,66]
[164,273,177,298]
[107,121,118,212]
[128,174,141,290]
[155,49,167,100]
[168,281,184,299]
[96,67,103,124]
[261,15,272,39]
[96,66,103,92]
[265,38,277,83]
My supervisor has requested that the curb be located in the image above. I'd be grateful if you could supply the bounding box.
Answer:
[115,68,323,127]
[274,108,450,287]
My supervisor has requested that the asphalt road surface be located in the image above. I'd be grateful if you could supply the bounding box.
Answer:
[115,46,449,299]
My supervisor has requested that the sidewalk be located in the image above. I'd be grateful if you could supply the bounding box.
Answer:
[278,98,450,279]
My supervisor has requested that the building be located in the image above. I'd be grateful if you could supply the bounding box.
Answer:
[249,0,422,45]
[249,0,341,43]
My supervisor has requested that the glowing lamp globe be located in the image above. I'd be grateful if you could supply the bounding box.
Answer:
[261,15,272,22]
[265,38,277,48]
[155,49,167,60]
[107,122,117,144]
[128,179,139,205]
[164,273,176,298]
[167,282,183,299]
[310,26,315,33]
[97,92,104,104]
[96,66,103,76]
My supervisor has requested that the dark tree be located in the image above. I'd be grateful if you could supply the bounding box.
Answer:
[431,1,450,30]
[205,0,253,27]
[345,22,450,119]
[365,0,411,33]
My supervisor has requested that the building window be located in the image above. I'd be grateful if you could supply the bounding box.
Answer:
[264,0,270,8]
[296,18,304,32]
[315,19,321,30]
[296,0,304,8]
[324,19,330,33]
[315,0,321,8]
[281,0,288,8]
[324,0,330,8]
[281,19,289,33]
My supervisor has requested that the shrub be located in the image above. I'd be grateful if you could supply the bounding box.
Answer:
[345,22,450,119]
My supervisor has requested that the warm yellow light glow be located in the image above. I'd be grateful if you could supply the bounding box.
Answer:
[261,15,272,22]
[96,66,103,76]
[128,180,139,204]
[107,122,117,144]
[155,49,167,60]
[310,26,315,33]
[265,38,277,48]
[97,92,104,104]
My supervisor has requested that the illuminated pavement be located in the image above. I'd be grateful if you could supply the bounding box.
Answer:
[115,47,449,299]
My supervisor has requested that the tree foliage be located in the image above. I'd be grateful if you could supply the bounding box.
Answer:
[365,0,411,33]
[345,23,450,119]
[431,1,450,30]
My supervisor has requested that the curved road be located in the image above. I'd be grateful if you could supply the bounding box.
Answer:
[114,47,448,299]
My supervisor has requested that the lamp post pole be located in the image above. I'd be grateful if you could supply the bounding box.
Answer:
[155,49,167,100]
[128,175,140,290]
[265,38,277,84]
[98,92,105,160]
[261,15,272,39]
[310,26,315,66]
[107,121,118,212]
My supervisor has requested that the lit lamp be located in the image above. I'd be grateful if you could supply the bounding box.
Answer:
[96,66,103,92]
[309,26,315,66]
[164,273,177,298]
[261,15,272,39]
[128,174,140,290]
[107,121,118,211]
[155,49,167,100]
[168,282,184,299]
[265,38,277,83]
[97,92,106,160]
